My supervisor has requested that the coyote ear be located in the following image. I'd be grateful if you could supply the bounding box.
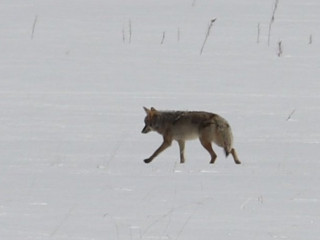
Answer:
[143,107,149,114]
[149,107,157,118]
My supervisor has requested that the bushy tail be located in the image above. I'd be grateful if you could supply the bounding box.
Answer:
[224,148,230,157]
[223,125,234,157]
[215,116,234,157]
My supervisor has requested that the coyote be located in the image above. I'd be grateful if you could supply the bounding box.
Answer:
[142,107,241,164]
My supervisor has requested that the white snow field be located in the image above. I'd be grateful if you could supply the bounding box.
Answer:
[0,0,319,239]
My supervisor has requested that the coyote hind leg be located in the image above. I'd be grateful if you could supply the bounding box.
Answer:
[199,138,217,164]
[231,148,241,164]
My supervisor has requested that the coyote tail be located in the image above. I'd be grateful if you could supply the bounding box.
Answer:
[216,117,234,157]
[224,148,230,157]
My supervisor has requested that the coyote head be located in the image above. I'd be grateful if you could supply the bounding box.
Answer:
[142,107,157,134]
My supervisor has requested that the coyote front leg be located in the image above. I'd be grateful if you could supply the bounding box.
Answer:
[178,140,185,163]
[144,136,172,163]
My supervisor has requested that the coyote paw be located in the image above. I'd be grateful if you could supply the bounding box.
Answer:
[144,158,152,164]
[210,158,216,164]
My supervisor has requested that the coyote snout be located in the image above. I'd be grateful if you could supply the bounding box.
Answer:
[141,107,241,165]
[141,124,151,134]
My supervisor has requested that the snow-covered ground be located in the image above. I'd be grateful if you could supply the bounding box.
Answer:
[0,0,319,239]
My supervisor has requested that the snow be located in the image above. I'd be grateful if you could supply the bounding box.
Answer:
[0,0,319,239]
